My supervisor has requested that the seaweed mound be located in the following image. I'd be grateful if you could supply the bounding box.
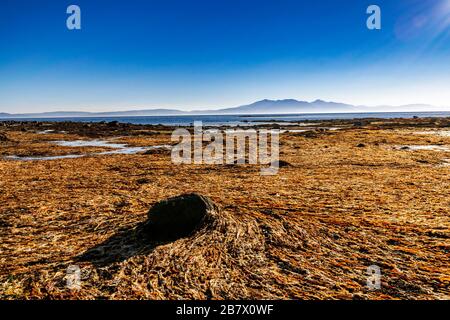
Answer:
[144,193,218,241]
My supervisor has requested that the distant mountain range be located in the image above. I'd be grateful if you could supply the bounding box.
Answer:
[0,99,444,118]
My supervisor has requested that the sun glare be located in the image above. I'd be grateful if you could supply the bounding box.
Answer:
[439,0,450,22]
[422,0,450,42]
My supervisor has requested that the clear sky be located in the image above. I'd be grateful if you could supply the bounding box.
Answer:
[1,0,450,113]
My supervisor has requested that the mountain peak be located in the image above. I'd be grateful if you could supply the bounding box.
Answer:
[0,99,442,118]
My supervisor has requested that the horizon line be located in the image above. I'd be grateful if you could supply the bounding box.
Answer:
[1,98,450,116]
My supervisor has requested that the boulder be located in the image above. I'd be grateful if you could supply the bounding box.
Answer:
[136,178,150,185]
[144,193,218,240]
[0,133,8,141]
[143,148,171,155]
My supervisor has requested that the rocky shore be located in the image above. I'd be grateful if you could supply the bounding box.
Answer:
[0,117,449,299]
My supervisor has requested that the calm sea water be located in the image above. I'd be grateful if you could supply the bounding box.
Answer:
[2,112,450,126]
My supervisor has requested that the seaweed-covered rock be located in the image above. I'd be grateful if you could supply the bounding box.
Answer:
[107,121,119,127]
[144,193,218,240]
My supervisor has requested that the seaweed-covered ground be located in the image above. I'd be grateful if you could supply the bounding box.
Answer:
[0,117,449,299]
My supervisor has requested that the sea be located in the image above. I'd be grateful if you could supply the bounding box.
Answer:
[1,112,450,126]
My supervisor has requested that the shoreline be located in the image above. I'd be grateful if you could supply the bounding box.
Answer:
[0,118,449,299]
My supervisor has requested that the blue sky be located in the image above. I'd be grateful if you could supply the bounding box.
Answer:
[1,0,450,113]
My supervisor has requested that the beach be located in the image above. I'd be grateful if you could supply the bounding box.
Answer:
[0,117,449,299]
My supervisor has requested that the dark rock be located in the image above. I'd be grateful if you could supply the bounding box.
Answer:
[143,148,171,155]
[136,178,150,185]
[144,193,218,241]
[387,239,400,245]
[400,146,410,150]
[357,143,366,148]
[270,160,292,168]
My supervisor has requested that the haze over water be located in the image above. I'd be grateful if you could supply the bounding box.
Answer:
[2,112,450,126]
